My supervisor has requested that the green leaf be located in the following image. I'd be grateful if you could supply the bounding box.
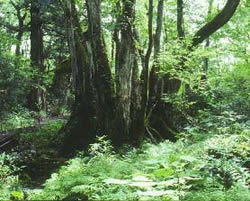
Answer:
[11,191,24,200]
[179,156,197,163]
[153,168,175,178]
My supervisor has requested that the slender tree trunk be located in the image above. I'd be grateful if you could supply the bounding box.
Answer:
[141,0,154,113]
[148,0,174,141]
[9,1,27,56]
[15,8,26,56]
[177,0,185,39]
[203,0,214,74]
[164,0,186,94]
[16,31,23,56]
[149,0,164,106]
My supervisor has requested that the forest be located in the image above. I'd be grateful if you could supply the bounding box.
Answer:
[0,0,250,200]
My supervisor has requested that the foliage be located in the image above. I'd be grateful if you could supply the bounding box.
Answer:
[1,120,65,189]
[19,120,65,157]
[0,153,21,200]
[26,119,250,201]
[0,53,32,116]
[184,186,250,201]
[0,108,35,131]
[210,62,250,117]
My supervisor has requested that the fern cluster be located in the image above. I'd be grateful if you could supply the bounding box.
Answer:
[25,127,250,201]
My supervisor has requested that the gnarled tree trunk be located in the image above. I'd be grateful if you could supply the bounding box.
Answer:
[61,0,115,154]
[86,0,114,134]
[113,0,140,144]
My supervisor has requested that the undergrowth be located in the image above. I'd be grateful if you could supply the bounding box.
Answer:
[26,119,250,201]
[0,120,65,194]
[0,108,35,131]
[0,153,22,200]
[1,112,250,201]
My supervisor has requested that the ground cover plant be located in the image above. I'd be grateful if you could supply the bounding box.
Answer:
[25,115,250,200]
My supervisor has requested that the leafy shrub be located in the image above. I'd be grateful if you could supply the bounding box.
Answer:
[210,62,250,117]
[0,153,21,200]
[0,108,35,131]
[0,52,32,116]
[184,185,250,201]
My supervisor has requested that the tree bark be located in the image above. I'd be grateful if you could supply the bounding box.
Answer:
[134,0,154,142]
[28,0,46,111]
[203,0,214,74]
[113,0,138,143]
[61,0,96,154]
[61,0,115,154]
[86,0,114,134]
[149,0,164,102]
[177,0,185,39]
[141,0,154,111]
[149,0,164,107]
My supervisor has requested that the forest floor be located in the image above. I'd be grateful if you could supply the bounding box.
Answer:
[0,118,67,187]
[24,126,250,201]
[1,116,250,201]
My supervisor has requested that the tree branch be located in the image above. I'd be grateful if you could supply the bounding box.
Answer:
[0,19,19,32]
[192,0,240,47]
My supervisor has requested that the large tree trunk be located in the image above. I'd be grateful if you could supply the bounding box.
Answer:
[61,0,115,154]
[28,0,46,111]
[60,0,94,154]
[86,0,114,134]
[113,0,140,144]
[61,0,241,155]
